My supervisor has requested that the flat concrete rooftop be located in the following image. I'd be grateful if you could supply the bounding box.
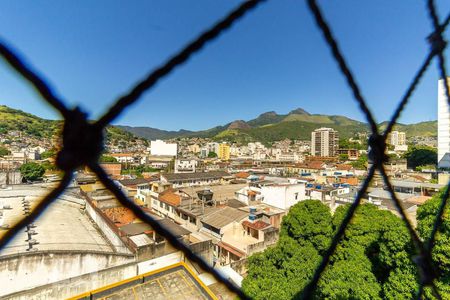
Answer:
[0,185,114,256]
[71,263,216,300]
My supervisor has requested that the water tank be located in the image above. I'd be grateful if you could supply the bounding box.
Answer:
[197,189,214,202]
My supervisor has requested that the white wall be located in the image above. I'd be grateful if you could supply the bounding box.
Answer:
[261,183,306,210]
[0,251,134,297]
[85,200,131,254]
[150,140,177,156]
[439,78,450,168]
[137,251,183,274]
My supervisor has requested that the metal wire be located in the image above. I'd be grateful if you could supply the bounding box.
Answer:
[0,172,73,247]
[0,0,449,299]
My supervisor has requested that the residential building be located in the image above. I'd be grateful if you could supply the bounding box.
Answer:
[99,162,122,177]
[311,127,339,157]
[218,143,230,160]
[388,131,406,146]
[160,171,232,188]
[438,77,450,168]
[206,142,219,155]
[174,159,198,173]
[235,180,308,210]
[150,140,177,157]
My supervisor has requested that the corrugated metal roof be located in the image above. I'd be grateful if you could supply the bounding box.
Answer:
[201,207,248,229]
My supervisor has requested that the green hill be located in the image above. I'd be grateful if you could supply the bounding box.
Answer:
[0,105,59,138]
[378,121,437,137]
[0,105,145,145]
[118,107,437,144]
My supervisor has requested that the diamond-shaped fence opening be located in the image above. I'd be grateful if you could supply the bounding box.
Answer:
[0,1,449,299]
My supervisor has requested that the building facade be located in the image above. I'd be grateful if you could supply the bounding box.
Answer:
[311,128,339,157]
[438,77,450,168]
[218,143,231,160]
[150,140,177,157]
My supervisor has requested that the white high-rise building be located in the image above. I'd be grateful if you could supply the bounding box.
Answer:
[311,128,339,157]
[438,77,450,168]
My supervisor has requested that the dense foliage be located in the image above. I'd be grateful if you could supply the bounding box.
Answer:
[0,146,11,157]
[417,190,450,298]
[99,155,118,163]
[19,162,45,182]
[242,200,419,299]
[403,146,437,170]
[40,149,56,159]
[208,151,218,158]
[351,153,368,169]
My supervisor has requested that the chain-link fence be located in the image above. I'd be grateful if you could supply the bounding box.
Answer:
[0,1,449,299]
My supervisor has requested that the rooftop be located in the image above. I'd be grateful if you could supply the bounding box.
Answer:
[118,178,152,187]
[389,180,445,190]
[181,183,247,202]
[201,207,248,229]
[71,262,217,300]
[162,171,231,182]
[0,185,114,256]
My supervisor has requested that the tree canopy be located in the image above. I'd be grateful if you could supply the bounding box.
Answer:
[351,153,368,170]
[19,162,45,182]
[99,155,118,163]
[0,146,10,157]
[207,151,217,158]
[242,200,419,299]
[403,145,437,170]
[417,190,450,298]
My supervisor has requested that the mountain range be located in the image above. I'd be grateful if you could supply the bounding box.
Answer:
[0,105,437,145]
[117,108,437,144]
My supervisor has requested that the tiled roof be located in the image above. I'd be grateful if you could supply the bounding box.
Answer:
[242,220,271,230]
[336,164,353,171]
[235,172,250,179]
[159,189,182,206]
[103,207,136,226]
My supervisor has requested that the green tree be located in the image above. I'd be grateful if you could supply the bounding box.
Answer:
[99,155,118,163]
[41,149,56,159]
[19,162,45,181]
[403,145,437,170]
[351,153,368,169]
[207,151,217,158]
[281,200,332,253]
[0,146,11,157]
[317,247,382,300]
[338,153,349,162]
[242,237,321,300]
[417,190,450,299]
[244,202,420,299]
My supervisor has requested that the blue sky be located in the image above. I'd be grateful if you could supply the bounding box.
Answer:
[0,0,449,131]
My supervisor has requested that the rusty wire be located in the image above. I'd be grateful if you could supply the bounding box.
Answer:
[0,0,450,299]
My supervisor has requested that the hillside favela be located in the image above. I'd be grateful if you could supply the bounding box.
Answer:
[1,1,450,300]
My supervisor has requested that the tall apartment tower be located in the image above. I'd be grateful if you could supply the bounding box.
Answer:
[311,128,339,157]
[438,77,450,168]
